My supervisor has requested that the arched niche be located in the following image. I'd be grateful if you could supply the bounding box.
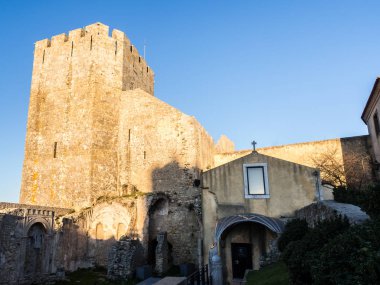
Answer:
[148,197,170,265]
[87,202,134,267]
[96,223,104,240]
[116,223,127,240]
[24,222,48,278]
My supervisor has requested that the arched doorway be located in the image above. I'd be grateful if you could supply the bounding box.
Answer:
[214,214,284,283]
[148,197,171,267]
[24,222,47,278]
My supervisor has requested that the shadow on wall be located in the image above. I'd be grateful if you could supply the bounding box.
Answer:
[145,161,203,267]
[0,214,146,285]
[0,161,203,284]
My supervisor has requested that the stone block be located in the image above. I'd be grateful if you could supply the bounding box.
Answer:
[154,277,186,285]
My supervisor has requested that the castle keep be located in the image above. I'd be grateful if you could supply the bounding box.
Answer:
[0,23,374,285]
[20,22,154,209]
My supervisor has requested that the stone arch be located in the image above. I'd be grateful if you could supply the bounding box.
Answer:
[87,202,135,267]
[215,214,284,243]
[23,217,52,236]
[23,222,49,279]
[213,214,284,283]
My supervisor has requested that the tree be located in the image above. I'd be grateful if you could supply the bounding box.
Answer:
[310,147,373,190]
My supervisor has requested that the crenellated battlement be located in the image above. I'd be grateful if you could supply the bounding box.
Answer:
[34,22,153,76]
[36,23,110,48]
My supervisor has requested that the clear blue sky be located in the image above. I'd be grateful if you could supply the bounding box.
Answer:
[0,0,378,202]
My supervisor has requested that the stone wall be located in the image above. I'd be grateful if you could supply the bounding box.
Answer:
[0,192,207,284]
[19,23,216,269]
[0,204,72,285]
[0,214,24,285]
[20,23,154,210]
[215,135,374,190]
[118,88,215,265]
[107,238,143,280]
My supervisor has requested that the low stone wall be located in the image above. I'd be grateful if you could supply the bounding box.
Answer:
[107,238,143,280]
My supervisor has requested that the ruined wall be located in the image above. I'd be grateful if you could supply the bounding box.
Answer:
[215,135,235,154]
[0,214,24,285]
[18,21,218,270]
[20,23,154,209]
[0,204,72,285]
[118,88,215,265]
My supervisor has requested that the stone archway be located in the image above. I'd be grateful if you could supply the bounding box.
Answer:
[212,214,284,283]
[24,222,48,279]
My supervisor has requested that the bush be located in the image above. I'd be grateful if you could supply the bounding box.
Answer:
[277,219,309,252]
[311,219,380,285]
[333,185,380,218]
[281,216,350,285]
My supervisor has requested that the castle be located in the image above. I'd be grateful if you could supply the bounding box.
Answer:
[0,23,375,285]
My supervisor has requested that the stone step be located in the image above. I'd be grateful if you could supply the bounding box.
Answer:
[136,277,162,285]
[154,276,187,285]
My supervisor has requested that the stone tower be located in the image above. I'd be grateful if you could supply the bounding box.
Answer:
[20,23,154,209]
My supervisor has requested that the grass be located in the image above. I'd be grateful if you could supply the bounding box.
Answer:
[52,265,181,285]
[53,267,138,285]
[246,261,289,285]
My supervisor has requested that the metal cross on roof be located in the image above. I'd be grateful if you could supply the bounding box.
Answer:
[251,140,257,151]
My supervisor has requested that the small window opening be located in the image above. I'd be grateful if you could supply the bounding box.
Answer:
[71,42,74,57]
[42,50,45,64]
[374,112,380,136]
[144,151,146,159]
[53,142,57,158]
[128,129,131,142]
[243,163,269,199]
[115,41,118,55]
[130,46,133,53]
[90,36,93,50]
[146,67,149,73]
[139,56,141,63]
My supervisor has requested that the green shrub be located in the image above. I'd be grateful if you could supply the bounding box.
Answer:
[277,219,309,252]
[333,185,380,218]
[282,216,350,285]
[311,219,380,285]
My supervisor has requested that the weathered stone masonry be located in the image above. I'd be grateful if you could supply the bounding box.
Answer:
[0,22,219,284]
[20,22,154,210]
